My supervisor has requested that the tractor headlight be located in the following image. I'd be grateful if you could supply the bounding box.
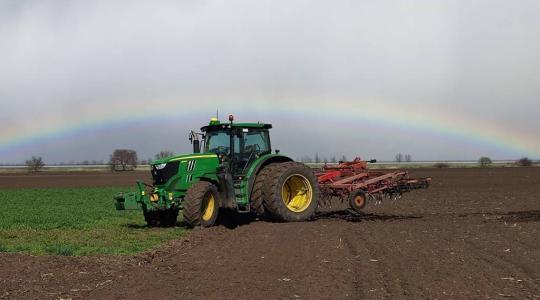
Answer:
[155,163,167,170]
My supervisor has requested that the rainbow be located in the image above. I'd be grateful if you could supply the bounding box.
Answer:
[1,97,538,159]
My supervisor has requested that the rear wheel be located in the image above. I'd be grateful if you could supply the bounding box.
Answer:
[183,181,220,227]
[250,163,284,218]
[263,162,320,222]
[348,190,367,213]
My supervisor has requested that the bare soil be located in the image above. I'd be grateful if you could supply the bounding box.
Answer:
[1,168,539,299]
[0,171,151,189]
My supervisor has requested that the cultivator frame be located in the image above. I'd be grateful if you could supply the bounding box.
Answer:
[316,158,431,209]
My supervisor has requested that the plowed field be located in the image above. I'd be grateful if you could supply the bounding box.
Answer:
[1,168,539,299]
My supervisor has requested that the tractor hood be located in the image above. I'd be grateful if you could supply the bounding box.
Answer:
[150,153,219,187]
[152,153,217,165]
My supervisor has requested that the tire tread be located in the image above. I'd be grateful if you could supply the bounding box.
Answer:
[183,181,217,227]
[262,162,320,222]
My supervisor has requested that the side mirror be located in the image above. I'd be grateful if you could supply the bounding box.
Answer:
[193,140,200,153]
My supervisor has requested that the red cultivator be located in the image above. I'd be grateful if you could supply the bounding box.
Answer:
[316,158,431,212]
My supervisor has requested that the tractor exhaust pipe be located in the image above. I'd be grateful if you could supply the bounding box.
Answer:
[193,140,200,153]
[190,131,201,153]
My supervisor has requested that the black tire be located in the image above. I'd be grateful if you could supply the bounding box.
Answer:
[183,181,220,227]
[348,190,367,213]
[250,162,285,218]
[144,209,179,227]
[144,210,159,227]
[162,209,180,226]
[263,162,320,222]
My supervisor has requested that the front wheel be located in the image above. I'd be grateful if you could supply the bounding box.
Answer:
[183,181,220,227]
[263,162,320,222]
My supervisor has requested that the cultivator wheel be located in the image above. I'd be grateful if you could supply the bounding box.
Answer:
[262,162,320,222]
[183,181,220,227]
[348,189,367,213]
[144,209,179,227]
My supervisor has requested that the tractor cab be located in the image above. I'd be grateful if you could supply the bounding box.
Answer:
[196,116,273,175]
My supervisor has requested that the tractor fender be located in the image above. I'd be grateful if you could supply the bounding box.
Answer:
[246,154,293,198]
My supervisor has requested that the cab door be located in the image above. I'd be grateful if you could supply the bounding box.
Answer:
[231,128,271,175]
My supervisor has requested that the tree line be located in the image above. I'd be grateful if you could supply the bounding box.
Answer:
[108,149,175,171]
[22,149,176,172]
[394,153,413,162]
[19,150,539,172]
[296,153,348,164]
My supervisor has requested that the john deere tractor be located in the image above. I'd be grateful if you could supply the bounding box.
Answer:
[115,116,320,227]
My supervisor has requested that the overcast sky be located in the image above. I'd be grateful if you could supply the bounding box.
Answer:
[1,0,539,163]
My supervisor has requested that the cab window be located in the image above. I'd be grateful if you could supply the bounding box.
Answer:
[243,130,270,154]
[205,130,230,155]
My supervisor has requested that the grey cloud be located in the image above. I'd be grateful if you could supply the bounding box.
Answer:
[1,0,539,162]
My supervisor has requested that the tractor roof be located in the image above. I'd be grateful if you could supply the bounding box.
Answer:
[201,121,272,131]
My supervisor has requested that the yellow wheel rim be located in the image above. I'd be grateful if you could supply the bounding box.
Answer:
[281,174,313,212]
[202,193,215,221]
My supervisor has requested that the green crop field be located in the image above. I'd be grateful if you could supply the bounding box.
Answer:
[0,187,186,256]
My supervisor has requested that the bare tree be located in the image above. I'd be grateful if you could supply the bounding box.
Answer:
[478,156,492,167]
[301,155,313,163]
[395,153,403,162]
[155,150,175,160]
[314,152,320,163]
[517,157,532,167]
[109,149,138,171]
[25,156,44,172]
[433,162,449,168]
[404,154,412,162]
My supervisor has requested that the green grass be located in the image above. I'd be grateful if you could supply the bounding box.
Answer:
[0,187,186,256]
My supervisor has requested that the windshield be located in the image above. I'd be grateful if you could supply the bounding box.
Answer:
[205,130,230,155]
[239,130,270,155]
[204,128,271,156]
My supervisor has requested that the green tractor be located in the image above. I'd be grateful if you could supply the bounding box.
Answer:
[115,115,320,227]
